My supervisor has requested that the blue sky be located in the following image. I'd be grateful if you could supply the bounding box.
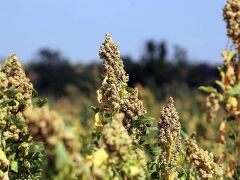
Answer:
[0,0,227,63]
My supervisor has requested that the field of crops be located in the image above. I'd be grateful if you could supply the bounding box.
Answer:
[0,0,240,180]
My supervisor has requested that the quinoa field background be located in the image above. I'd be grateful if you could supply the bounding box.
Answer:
[0,1,240,179]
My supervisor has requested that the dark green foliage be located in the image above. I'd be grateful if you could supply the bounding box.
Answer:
[26,43,218,102]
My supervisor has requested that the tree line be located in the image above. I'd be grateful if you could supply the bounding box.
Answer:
[25,40,218,100]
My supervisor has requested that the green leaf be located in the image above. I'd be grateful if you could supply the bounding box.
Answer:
[133,117,155,128]
[215,167,223,177]
[55,142,71,170]
[177,150,186,165]
[150,172,159,180]
[228,130,236,140]
[227,85,240,96]
[146,127,159,136]
[126,87,133,93]
[198,86,217,93]
[32,88,39,98]
[91,106,100,113]
[10,160,18,173]
[180,175,187,180]
[147,160,158,171]
[236,165,240,177]
[178,172,185,178]
[132,120,141,128]
[8,153,16,161]
[103,112,112,124]
[92,132,101,144]
[0,100,9,107]
[1,99,17,107]
[35,98,48,107]
[143,144,161,156]
[8,115,24,129]
[225,51,236,63]
[5,88,21,98]
[112,166,123,179]
[140,127,158,143]
[19,99,26,106]
[177,168,190,179]
[215,80,225,91]
[217,65,223,73]
[147,127,158,132]
[226,116,236,122]
[143,117,155,125]
[7,100,16,106]
[181,130,189,140]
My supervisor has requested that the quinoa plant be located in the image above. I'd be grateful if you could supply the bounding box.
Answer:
[88,113,147,179]
[0,54,43,179]
[93,34,223,180]
[0,55,84,179]
[157,97,182,179]
[24,106,83,179]
[95,33,150,145]
[185,133,223,180]
[199,0,240,178]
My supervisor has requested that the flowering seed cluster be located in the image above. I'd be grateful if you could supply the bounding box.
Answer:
[3,54,33,109]
[24,107,64,146]
[221,50,237,89]
[226,96,240,116]
[158,97,181,179]
[223,0,240,47]
[186,134,223,180]
[0,54,36,179]
[97,34,147,142]
[0,54,33,141]
[121,88,147,133]
[97,33,129,113]
[158,97,181,150]
[24,107,83,177]
[61,129,83,177]
[100,113,146,179]
[205,93,220,123]
[102,114,132,158]
[0,148,9,180]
